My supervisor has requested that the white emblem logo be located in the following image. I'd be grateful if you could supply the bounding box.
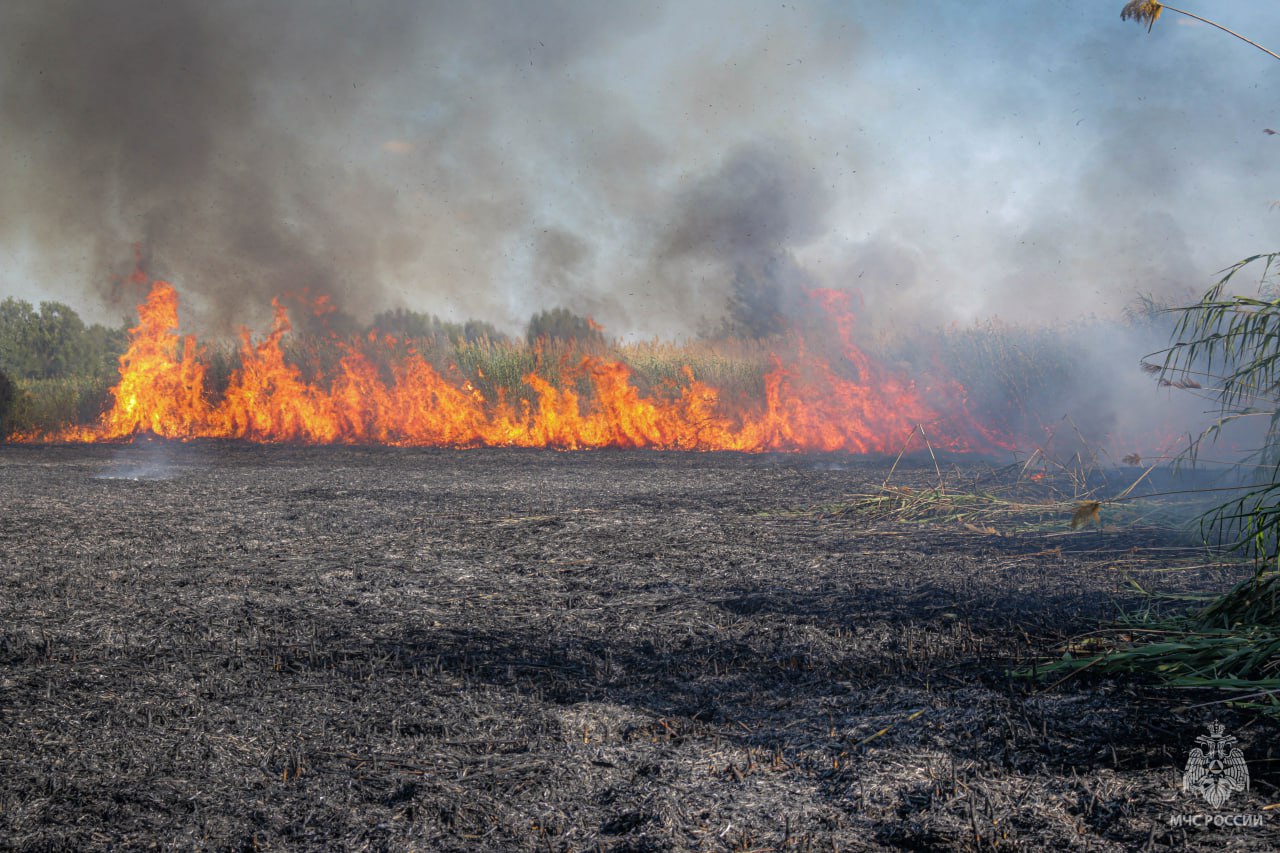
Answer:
[1183,722,1249,809]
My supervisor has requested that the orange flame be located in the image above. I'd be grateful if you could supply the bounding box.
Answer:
[31,279,1010,453]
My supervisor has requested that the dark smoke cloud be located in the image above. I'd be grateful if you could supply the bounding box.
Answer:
[3,0,1276,458]
[649,143,829,336]
[660,143,829,262]
[1,0,1275,355]
[532,228,591,307]
[0,0,866,336]
[0,0,656,332]
[0,1,432,329]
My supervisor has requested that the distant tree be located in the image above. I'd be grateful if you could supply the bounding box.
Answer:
[370,308,509,347]
[462,319,507,345]
[0,298,39,378]
[370,307,439,341]
[0,366,15,437]
[84,322,128,377]
[526,308,604,348]
[0,298,123,380]
[30,302,90,379]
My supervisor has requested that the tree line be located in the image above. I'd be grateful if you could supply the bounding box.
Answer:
[0,296,617,436]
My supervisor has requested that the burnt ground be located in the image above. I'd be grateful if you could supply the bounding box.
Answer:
[0,444,1276,851]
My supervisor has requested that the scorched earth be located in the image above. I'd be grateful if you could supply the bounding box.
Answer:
[0,443,1275,851]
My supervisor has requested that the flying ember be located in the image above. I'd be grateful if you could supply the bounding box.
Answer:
[33,277,1009,453]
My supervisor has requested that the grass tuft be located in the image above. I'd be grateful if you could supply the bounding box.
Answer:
[1024,251,1280,717]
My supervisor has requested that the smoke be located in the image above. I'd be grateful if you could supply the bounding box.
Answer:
[0,1,656,331]
[0,1,869,335]
[0,1,419,328]
[651,142,829,337]
[1,1,1277,454]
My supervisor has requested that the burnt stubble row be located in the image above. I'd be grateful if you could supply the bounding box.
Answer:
[0,444,1275,851]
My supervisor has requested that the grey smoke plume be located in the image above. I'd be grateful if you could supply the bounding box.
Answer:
[0,1,869,335]
[652,143,830,337]
[0,0,1276,461]
[1,1,428,329]
[0,1,658,331]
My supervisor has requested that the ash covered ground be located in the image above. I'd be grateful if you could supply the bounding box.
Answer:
[0,444,1276,851]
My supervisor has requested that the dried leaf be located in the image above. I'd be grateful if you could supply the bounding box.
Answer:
[1071,501,1101,530]
[1120,1,1164,33]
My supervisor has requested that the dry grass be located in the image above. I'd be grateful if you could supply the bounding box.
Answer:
[1120,0,1163,32]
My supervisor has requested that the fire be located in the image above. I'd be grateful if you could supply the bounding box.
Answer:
[31,278,1010,453]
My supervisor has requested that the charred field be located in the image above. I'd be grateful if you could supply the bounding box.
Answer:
[1,443,1276,851]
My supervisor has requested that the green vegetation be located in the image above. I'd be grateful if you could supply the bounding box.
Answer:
[0,297,125,381]
[526,307,604,349]
[7,376,114,436]
[0,299,778,436]
[1032,255,1280,715]
[1027,7,1280,716]
[1162,254,1280,556]
[0,297,127,435]
[0,367,16,437]
[0,287,1185,444]
[370,307,507,347]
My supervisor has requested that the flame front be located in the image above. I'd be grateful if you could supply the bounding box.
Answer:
[38,279,1008,453]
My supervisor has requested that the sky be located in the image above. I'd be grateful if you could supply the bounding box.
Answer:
[0,0,1277,340]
